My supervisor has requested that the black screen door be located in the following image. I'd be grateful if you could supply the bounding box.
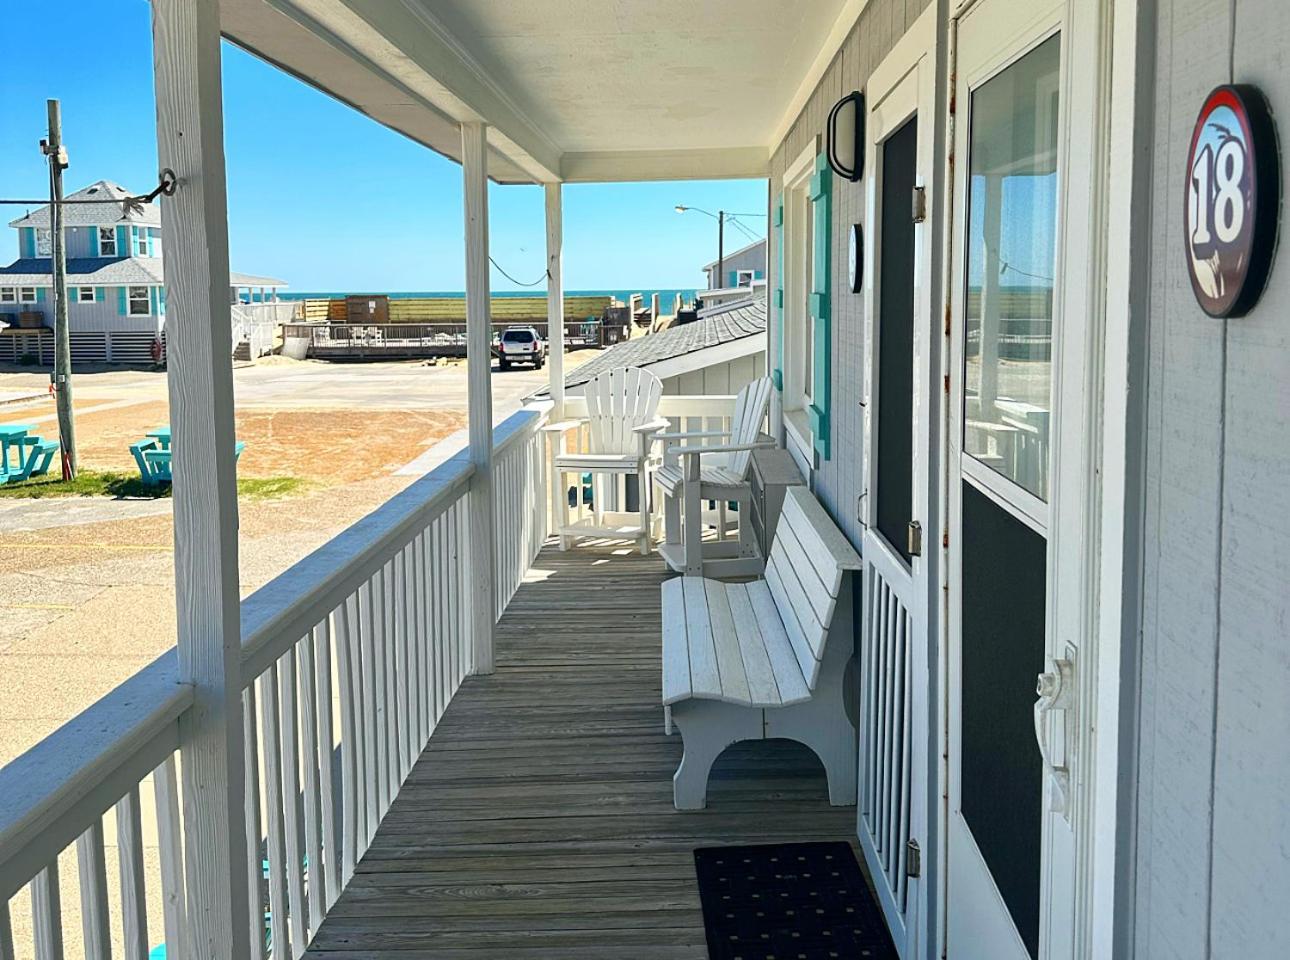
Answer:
[876,118,918,563]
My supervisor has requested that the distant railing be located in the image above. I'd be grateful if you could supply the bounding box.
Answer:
[0,405,550,960]
[280,320,620,359]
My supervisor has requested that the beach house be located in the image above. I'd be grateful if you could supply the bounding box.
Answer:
[0,179,285,363]
[0,1,1285,959]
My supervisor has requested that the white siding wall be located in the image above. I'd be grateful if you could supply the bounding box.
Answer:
[660,351,766,397]
[1134,1,1290,957]
[768,0,933,552]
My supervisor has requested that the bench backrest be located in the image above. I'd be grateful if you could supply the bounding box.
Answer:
[712,376,773,478]
[763,486,863,688]
[583,367,663,455]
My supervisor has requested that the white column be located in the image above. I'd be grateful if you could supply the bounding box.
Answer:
[462,121,496,675]
[151,1,250,957]
[545,182,564,414]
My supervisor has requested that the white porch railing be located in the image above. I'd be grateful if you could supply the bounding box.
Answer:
[0,395,732,959]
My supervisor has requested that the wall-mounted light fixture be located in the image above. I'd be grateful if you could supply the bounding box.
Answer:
[826,90,865,182]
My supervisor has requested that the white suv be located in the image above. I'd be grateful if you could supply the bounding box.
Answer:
[497,326,546,370]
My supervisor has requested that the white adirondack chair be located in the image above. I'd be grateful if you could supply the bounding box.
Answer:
[653,376,774,577]
[544,367,667,554]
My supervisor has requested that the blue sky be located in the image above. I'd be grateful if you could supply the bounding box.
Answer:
[0,0,767,293]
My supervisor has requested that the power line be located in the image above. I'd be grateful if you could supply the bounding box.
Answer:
[488,255,549,288]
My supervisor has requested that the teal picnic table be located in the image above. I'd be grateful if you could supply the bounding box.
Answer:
[0,424,35,473]
[131,425,245,487]
[0,423,60,484]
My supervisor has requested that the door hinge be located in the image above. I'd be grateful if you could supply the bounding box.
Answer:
[943,373,950,394]
[906,838,922,878]
[911,186,927,223]
[907,520,923,557]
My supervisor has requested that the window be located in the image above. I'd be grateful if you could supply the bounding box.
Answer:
[36,229,52,257]
[962,35,1060,501]
[736,269,757,287]
[98,227,117,256]
[134,229,149,257]
[128,286,151,316]
[78,287,96,303]
[0,288,14,303]
[781,143,818,446]
[19,287,37,303]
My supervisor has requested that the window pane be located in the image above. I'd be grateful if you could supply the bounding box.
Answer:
[962,35,1060,501]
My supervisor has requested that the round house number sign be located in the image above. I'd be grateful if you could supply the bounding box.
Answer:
[1184,84,1280,318]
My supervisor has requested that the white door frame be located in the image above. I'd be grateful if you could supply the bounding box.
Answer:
[857,8,938,958]
[939,0,1129,955]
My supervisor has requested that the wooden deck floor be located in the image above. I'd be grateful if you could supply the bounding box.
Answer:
[306,541,858,958]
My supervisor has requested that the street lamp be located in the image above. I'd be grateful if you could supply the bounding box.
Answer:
[675,206,767,289]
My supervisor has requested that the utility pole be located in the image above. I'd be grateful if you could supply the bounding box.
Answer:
[42,99,76,478]
[717,210,725,289]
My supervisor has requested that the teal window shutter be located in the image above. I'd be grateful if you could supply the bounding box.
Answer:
[772,194,785,391]
[116,226,128,256]
[20,228,34,258]
[159,287,167,315]
[117,286,127,315]
[95,286,105,303]
[150,287,159,315]
[35,287,46,303]
[808,151,832,460]
[728,270,738,287]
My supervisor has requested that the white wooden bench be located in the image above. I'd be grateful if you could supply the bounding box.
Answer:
[661,486,862,810]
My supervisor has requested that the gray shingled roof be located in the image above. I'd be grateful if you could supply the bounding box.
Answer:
[8,181,162,230]
[0,258,286,288]
[564,297,765,389]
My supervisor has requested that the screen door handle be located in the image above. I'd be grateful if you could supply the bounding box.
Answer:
[1034,657,1073,818]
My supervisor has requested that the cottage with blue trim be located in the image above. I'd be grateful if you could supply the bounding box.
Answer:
[0,180,285,364]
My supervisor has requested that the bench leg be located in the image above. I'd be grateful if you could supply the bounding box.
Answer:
[669,699,761,810]
[766,652,858,807]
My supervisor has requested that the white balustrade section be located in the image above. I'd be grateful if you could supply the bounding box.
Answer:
[0,396,735,958]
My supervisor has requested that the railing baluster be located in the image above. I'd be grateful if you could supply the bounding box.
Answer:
[75,821,111,960]
[277,650,307,958]
[358,579,378,846]
[242,688,267,960]
[258,664,290,960]
[433,515,446,722]
[333,597,359,886]
[31,864,63,960]
[370,567,389,818]
[382,561,398,800]
[404,542,419,767]
[413,532,429,748]
[116,787,148,960]
[154,754,189,960]
[314,618,339,909]
[454,501,467,685]
[392,549,409,782]
[297,628,326,934]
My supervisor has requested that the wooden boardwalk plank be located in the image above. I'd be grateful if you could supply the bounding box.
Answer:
[305,542,855,956]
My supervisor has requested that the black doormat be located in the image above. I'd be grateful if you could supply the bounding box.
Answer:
[694,841,898,960]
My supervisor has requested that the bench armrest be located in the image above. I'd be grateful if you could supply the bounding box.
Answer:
[670,439,776,458]
[653,429,730,441]
[631,418,672,435]
[541,418,588,434]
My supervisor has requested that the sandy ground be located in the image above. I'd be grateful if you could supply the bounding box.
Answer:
[0,350,596,762]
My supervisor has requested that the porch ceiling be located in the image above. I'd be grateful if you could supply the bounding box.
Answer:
[218,0,864,183]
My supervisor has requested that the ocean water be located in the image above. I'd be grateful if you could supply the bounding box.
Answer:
[277,288,698,307]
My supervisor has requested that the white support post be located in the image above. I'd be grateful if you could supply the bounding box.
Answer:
[151,1,250,957]
[545,182,564,415]
[462,121,496,675]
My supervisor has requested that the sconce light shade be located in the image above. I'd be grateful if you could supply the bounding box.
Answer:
[826,90,865,181]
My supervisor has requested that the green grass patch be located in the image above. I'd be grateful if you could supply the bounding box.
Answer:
[0,470,308,501]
